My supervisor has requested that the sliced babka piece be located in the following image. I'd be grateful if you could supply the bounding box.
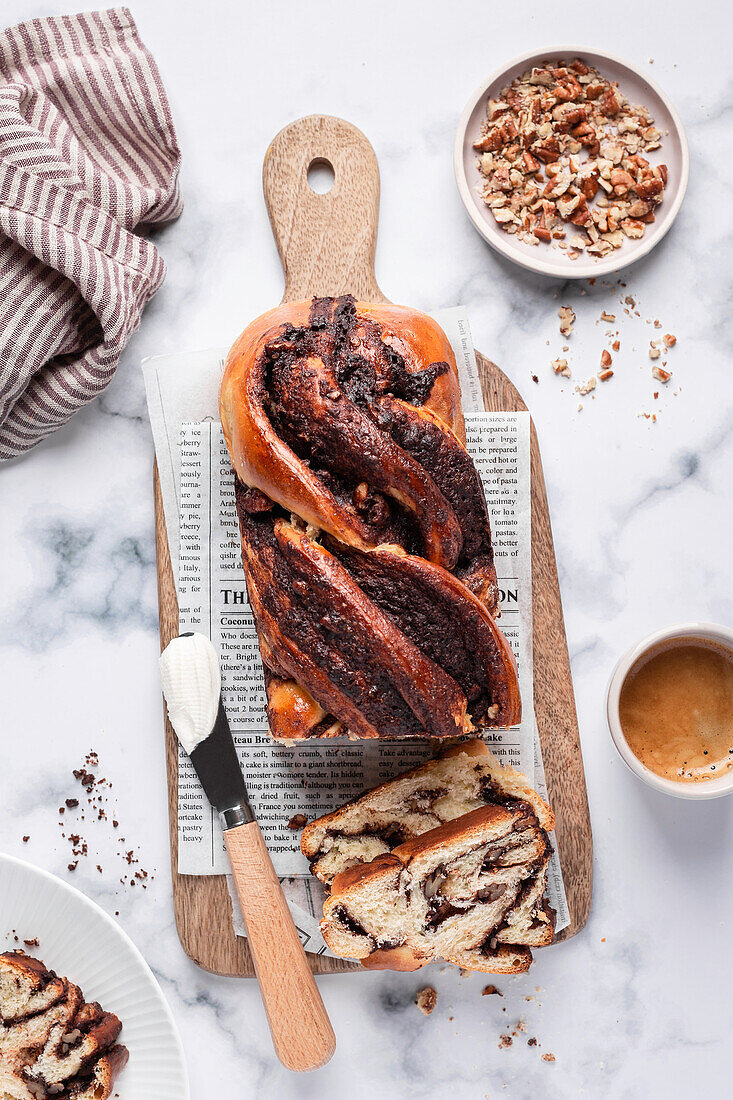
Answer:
[301,739,554,883]
[302,740,556,968]
[320,804,550,972]
[0,952,128,1100]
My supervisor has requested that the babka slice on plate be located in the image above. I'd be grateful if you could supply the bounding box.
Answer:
[302,740,556,972]
[0,951,128,1100]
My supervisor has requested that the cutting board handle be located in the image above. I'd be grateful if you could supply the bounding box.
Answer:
[263,115,387,304]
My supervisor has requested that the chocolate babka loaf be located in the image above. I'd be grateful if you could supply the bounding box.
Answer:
[303,741,555,971]
[220,295,521,740]
[320,803,552,973]
[0,952,128,1099]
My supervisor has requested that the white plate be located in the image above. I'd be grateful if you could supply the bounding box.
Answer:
[454,47,689,279]
[0,854,188,1099]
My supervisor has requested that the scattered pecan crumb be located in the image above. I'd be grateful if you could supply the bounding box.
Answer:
[598,369,614,381]
[612,339,620,351]
[600,349,612,369]
[663,333,676,347]
[287,814,308,830]
[652,365,672,383]
[482,985,503,997]
[552,357,570,377]
[542,1053,556,1063]
[498,1035,513,1049]
[576,376,597,396]
[600,311,616,322]
[558,306,575,336]
[649,343,661,359]
[415,987,437,1016]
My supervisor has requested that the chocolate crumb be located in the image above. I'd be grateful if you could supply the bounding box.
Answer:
[482,985,502,997]
[287,814,308,830]
[23,938,39,948]
[22,836,29,843]
[65,798,79,809]
[528,1037,538,1047]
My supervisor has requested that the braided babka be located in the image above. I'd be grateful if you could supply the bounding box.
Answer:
[302,741,555,972]
[0,952,128,1099]
[220,295,521,740]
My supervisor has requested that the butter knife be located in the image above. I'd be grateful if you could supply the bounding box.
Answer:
[159,632,335,1072]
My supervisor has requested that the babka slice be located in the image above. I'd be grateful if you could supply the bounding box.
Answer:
[301,739,554,884]
[320,804,550,972]
[303,740,556,970]
[0,952,128,1100]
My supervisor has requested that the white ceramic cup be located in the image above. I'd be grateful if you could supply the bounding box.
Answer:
[607,622,733,800]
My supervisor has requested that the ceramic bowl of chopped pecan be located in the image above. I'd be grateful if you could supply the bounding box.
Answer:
[455,49,688,278]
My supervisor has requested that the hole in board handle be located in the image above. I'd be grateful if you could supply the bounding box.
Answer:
[307,158,335,195]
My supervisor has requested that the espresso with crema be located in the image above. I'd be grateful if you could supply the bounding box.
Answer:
[618,638,733,783]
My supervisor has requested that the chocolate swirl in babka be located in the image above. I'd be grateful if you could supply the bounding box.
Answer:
[220,295,521,740]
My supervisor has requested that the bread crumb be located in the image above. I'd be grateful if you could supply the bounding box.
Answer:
[482,984,503,997]
[416,987,437,1016]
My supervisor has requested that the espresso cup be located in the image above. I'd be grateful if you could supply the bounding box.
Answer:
[607,621,733,800]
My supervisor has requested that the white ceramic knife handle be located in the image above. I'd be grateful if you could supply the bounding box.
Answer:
[224,820,336,1072]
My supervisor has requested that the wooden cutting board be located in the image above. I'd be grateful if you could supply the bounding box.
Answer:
[154,115,593,977]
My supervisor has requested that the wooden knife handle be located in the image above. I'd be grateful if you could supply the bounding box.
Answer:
[263,114,387,304]
[224,820,336,1071]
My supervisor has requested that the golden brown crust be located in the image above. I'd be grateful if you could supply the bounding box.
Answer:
[221,300,465,561]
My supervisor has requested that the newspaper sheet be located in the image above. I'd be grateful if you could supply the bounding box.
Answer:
[142,308,569,950]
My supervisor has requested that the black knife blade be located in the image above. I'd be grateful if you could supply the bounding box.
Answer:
[188,698,253,825]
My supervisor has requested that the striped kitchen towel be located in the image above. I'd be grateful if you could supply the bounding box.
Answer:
[0,7,182,460]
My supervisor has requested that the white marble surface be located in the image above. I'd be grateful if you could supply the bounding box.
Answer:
[2,1,732,1096]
